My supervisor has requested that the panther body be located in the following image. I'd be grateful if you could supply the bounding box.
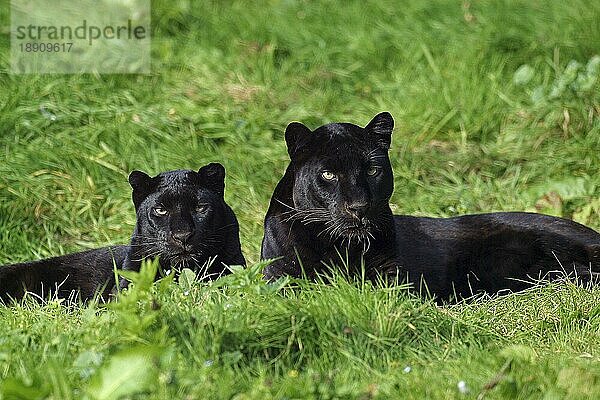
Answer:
[0,163,245,302]
[261,112,600,300]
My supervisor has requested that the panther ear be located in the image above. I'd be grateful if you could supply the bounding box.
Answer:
[285,122,312,158]
[197,163,225,196]
[365,112,394,150]
[128,170,157,210]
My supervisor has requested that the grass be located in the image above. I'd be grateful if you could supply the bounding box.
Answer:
[0,0,600,398]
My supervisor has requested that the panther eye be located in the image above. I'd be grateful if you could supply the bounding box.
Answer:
[153,206,168,216]
[321,171,337,181]
[196,204,209,213]
[367,166,380,177]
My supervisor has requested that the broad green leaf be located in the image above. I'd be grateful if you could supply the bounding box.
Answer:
[513,64,534,85]
[0,378,48,400]
[87,347,157,400]
[179,268,196,291]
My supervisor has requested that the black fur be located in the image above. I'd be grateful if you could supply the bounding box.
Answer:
[0,246,126,303]
[0,164,245,303]
[391,213,600,299]
[118,163,245,289]
[261,112,600,300]
[262,112,397,280]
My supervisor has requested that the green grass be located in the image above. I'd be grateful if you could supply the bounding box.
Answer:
[1,0,600,398]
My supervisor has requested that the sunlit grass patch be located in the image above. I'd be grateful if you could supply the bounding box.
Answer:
[1,0,600,397]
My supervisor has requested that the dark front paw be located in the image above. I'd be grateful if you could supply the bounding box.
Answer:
[262,263,279,281]
[367,262,403,283]
[262,260,295,281]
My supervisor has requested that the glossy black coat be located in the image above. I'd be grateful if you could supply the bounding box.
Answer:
[261,112,600,300]
[0,164,245,303]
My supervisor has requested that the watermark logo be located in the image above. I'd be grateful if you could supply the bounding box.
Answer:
[11,0,150,74]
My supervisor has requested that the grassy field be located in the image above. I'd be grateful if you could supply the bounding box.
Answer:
[1,0,600,398]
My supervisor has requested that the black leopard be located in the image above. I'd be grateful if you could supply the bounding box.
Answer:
[0,163,245,302]
[261,112,600,300]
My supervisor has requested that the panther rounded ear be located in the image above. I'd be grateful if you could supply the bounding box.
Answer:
[197,163,225,196]
[365,112,394,150]
[128,170,151,189]
[285,122,312,158]
[128,170,156,209]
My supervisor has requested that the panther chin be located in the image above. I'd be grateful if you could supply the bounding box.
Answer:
[166,251,204,269]
[334,220,376,253]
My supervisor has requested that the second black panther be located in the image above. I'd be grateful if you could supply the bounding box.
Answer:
[0,163,245,302]
[261,112,600,300]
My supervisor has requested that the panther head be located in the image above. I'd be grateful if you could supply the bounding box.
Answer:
[283,112,395,245]
[127,163,232,276]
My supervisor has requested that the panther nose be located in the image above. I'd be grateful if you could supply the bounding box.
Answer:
[171,230,193,246]
[345,201,369,219]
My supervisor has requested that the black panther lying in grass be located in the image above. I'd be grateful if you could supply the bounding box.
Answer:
[261,112,600,300]
[0,163,245,303]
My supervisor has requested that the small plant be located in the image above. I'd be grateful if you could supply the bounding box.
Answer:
[513,55,600,104]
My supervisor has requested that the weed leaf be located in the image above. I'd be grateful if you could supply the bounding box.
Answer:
[87,347,157,400]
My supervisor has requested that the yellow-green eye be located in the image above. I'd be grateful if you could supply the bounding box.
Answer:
[153,206,168,216]
[367,166,380,176]
[321,171,336,181]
